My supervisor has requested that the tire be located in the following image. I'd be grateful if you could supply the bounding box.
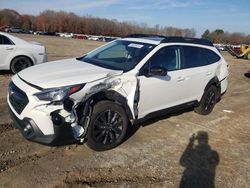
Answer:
[10,56,33,73]
[86,100,128,151]
[194,85,218,115]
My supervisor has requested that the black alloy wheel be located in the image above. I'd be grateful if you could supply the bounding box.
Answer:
[204,90,216,112]
[194,85,218,115]
[93,110,123,145]
[11,57,32,73]
[86,101,128,151]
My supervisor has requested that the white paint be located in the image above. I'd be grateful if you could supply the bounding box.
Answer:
[0,32,47,70]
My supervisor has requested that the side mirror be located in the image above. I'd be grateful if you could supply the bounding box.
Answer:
[146,67,168,77]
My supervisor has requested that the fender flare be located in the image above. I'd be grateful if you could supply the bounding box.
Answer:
[204,77,221,96]
[10,55,34,69]
[85,90,134,121]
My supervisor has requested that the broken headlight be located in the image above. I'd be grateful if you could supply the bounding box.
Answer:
[33,84,85,102]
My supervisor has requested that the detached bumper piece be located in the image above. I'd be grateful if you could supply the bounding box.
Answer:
[9,108,75,146]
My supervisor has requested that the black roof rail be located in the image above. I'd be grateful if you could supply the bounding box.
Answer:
[160,37,213,46]
[124,34,214,47]
[125,34,166,38]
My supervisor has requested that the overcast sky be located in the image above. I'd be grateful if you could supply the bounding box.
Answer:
[1,0,249,36]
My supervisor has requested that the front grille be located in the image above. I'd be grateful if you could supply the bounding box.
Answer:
[9,81,29,114]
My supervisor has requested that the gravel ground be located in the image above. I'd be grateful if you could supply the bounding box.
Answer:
[0,34,249,188]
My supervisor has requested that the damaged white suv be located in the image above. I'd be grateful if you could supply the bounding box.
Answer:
[8,35,229,151]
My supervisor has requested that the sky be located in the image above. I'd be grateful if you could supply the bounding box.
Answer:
[0,0,249,36]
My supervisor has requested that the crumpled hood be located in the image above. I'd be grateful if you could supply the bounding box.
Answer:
[18,58,123,88]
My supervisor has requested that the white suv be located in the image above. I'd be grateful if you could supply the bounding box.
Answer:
[8,35,229,151]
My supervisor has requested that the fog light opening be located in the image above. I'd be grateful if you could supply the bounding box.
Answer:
[51,112,63,125]
[23,123,32,136]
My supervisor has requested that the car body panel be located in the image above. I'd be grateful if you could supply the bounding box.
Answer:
[0,32,47,70]
[18,58,123,88]
[7,37,229,145]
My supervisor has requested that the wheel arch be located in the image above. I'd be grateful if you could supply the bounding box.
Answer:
[10,55,34,69]
[87,90,134,121]
[204,76,221,97]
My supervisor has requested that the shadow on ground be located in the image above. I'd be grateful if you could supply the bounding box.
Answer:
[0,70,12,75]
[244,72,250,78]
[124,107,194,142]
[179,131,219,188]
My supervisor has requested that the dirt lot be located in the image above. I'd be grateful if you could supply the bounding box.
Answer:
[0,34,249,188]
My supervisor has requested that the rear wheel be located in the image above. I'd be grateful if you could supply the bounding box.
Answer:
[11,56,32,73]
[195,85,218,115]
[86,101,128,151]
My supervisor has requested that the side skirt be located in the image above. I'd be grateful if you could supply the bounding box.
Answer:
[133,100,198,125]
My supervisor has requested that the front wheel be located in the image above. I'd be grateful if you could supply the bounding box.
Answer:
[86,101,128,151]
[194,85,218,115]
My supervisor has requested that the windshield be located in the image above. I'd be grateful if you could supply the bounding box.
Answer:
[78,40,156,71]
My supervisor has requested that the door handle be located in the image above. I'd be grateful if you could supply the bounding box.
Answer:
[177,77,185,82]
[206,72,212,76]
[5,47,14,50]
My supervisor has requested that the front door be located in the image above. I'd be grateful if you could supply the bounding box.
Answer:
[138,45,189,118]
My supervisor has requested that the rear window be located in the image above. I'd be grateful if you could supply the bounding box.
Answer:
[0,35,13,45]
[182,46,220,69]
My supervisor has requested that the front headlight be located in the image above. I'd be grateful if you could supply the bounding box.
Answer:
[33,84,85,102]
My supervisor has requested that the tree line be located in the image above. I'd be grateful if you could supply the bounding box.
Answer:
[0,9,196,37]
[1,9,249,44]
[202,29,250,45]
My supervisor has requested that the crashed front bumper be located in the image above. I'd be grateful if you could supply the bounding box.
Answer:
[7,76,78,145]
[8,106,74,145]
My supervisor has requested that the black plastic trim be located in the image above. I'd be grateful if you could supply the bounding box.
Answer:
[161,37,213,46]
[133,100,198,125]
[18,75,43,90]
[204,77,221,93]
[8,81,29,114]
[220,76,227,82]
[82,90,134,121]
[125,34,213,47]
[9,107,74,146]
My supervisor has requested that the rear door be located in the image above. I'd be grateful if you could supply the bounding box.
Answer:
[180,45,219,101]
[0,35,15,69]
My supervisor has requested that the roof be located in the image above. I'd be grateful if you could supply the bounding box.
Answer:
[125,34,214,47]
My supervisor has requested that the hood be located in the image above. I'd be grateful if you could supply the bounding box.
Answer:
[18,58,123,88]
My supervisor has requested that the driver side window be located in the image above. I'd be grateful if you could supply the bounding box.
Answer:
[149,46,181,71]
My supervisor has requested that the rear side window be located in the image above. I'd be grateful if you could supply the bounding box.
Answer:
[182,46,207,68]
[203,49,221,64]
[182,46,221,69]
[0,35,13,45]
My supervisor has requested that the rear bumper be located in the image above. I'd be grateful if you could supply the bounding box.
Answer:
[9,107,74,146]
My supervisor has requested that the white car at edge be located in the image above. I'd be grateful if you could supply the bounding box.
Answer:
[7,34,229,151]
[0,32,47,73]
